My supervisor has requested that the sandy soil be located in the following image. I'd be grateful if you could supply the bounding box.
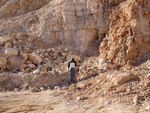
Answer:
[0,83,150,113]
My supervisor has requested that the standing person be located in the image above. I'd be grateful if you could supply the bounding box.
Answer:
[68,58,77,84]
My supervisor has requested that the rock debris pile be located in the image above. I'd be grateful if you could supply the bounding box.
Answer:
[0,33,83,90]
[0,33,82,73]
[67,60,150,112]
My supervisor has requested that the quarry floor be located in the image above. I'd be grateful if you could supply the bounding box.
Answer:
[0,75,150,113]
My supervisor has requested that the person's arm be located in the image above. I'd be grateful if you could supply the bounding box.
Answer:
[68,62,70,73]
[68,62,70,68]
[75,61,77,67]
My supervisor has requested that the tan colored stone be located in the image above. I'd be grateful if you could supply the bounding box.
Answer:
[31,87,39,92]
[0,57,7,70]
[133,95,138,105]
[105,63,114,70]
[21,53,29,62]
[0,36,11,45]
[28,64,36,69]
[26,68,32,72]
[26,61,32,65]
[90,70,98,76]
[8,56,24,70]
[18,40,23,46]
[4,42,13,48]
[33,68,40,74]
[41,64,47,70]
[98,58,106,69]
[111,72,140,85]
[69,84,76,90]
[5,48,18,57]
[0,0,149,70]
[19,64,28,70]
[29,53,42,65]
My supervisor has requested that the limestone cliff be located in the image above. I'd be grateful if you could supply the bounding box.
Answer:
[0,0,113,56]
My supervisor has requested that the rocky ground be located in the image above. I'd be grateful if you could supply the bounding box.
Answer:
[0,33,150,113]
[0,55,150,113]
[0,89,141,113]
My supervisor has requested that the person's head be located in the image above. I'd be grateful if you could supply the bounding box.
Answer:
[72,58,74,61]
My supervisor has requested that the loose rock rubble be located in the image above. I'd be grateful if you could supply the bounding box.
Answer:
[64,59,150,112]
[0,33,83,73]
[0,33,84,91]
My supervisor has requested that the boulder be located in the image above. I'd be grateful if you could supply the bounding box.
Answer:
[69,84,76,90]
[33,68,40,74]
[29,52,42,65]
[31,87,39,92]
[105,63,114,70]
[5,48,18,57]
[8,56,24,70]
[19,64,28,70]
[98,58,106,69]
[4,42,13,48]
[0,57,7,70]
[28,64,36,69]
[111,72,140,85]
[40,87,46,91]
[0,36,11,45]
[20,53,29,62]
[98,58,114,70]
[40,64,47,74]
[90,70,98,76]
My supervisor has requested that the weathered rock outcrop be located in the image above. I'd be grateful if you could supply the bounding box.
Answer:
[0,0,51,18]
[99,0,150,66]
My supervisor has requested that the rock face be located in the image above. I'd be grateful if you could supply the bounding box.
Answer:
[99,0,150,66]
[0,0,51,18]
[0,0,114,55]
[0,0,149,65]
